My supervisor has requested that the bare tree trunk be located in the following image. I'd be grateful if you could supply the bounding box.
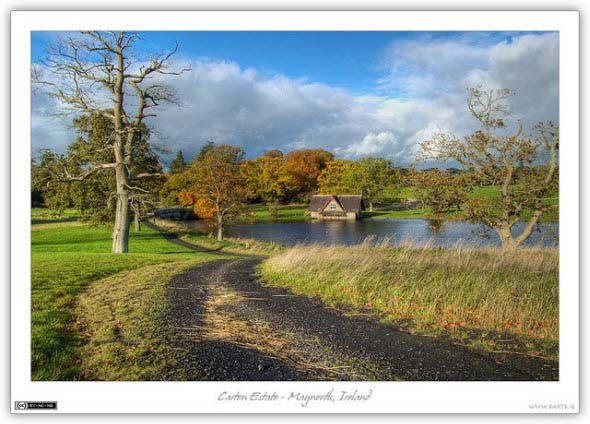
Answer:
[495,208,543,250]
[496,225,518,250]
[111,44,130,254]
[112,164,131,253]
[35,31,186,255]
[134,205,141,232]
[369,201,374,212]
[269,201,279,219]
[217,213,223,241]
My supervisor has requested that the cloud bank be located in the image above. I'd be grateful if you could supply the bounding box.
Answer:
[31,32,558,166]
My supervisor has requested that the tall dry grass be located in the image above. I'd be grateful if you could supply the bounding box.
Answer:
[260,240,558,358]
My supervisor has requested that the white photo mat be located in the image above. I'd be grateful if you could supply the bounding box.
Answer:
[11,10,579,414]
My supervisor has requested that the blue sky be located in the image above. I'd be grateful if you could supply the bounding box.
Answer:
[31,31,559,165]
[31,31,543,93]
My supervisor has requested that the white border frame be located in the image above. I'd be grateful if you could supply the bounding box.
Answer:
[11,10,579,414]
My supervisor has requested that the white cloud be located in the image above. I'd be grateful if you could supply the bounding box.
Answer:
[338,131,398,157]
[465,33,559,125]
[380,33,559,138]
[31,33,558,166]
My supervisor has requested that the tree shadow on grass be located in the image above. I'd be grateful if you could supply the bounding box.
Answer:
[32,216,78,225]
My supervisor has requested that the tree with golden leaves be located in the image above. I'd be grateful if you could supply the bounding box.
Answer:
[284,148,334,199]
[242,151,295,217]
[174,144,248,240]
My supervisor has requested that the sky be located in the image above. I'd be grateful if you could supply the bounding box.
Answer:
[30,31,558,167]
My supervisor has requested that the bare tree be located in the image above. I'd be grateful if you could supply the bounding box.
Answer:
[419,86,559,250]
[33,31,189,253]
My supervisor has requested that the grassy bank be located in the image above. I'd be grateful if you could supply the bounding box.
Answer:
[151,217,284,255]
[73,260,212,380]
[31,207,79,224]
[31,217,222,380]
[260,243,558,360]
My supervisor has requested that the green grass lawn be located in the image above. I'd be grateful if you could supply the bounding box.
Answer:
[469,185,558,221]
[31,216,223,380]
[73,260,213,380]
[364,206,462,220]
[31,207,79,224]
[232,203,309,223]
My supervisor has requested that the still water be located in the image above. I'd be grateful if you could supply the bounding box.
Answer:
[188,218,558,248]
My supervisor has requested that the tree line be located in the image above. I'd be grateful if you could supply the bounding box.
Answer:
[33,115,557,248]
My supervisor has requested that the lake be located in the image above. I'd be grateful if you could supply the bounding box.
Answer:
[188,218,559,248]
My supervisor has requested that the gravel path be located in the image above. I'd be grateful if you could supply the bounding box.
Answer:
[163,257,558,381]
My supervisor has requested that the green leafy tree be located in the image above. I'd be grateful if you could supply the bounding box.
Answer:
[31,159,46,207]
[31,149,73,212]
[317,160,361,195]
[317,158,397,211]
[355,157,397,211]
[36,112,164,229]
[33,31,188,253]
[169,150,187,174]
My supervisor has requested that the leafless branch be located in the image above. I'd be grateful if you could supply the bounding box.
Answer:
[58,162,117,181]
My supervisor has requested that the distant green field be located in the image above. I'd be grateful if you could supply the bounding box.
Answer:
[31,217,222,380]
[233,203,309,223]
[468,185,558,221]
[371,185,558,222]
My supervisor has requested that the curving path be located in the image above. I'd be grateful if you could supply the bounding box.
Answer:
[162,257,558,381]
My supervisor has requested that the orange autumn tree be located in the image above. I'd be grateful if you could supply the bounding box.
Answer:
[174,191,215,219]
[172,144,248,240]
[175,190,196,208]
[193,197,216,219]
[284,148,334,200]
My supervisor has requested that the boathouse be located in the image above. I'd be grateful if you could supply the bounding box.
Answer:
[307,195,365,220]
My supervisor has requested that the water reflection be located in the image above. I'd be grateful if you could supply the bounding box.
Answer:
[427,219,446,233]
[188,218,558,248]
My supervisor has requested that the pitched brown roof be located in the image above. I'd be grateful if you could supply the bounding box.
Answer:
[308,195,364,213]
[319,195,344,212]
